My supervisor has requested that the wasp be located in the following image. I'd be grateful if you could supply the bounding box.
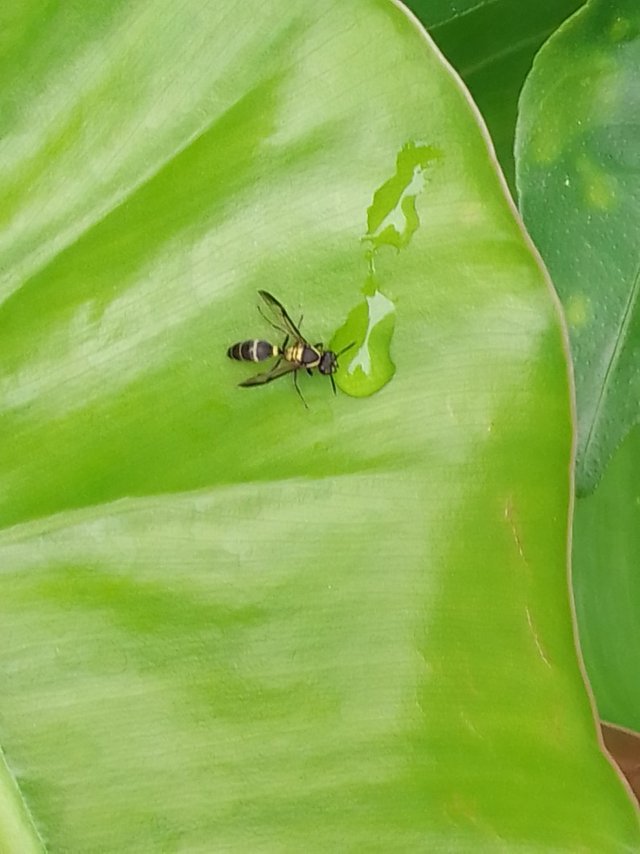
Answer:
[227,290,353,405]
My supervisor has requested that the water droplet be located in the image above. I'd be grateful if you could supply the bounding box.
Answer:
[332,289,395,398]
[364,141,440,251]
[330,141,440,398]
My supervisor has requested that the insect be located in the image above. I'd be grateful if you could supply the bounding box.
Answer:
[227,290,353,405]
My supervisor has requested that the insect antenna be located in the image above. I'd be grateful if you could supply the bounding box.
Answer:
[336,341,356,358]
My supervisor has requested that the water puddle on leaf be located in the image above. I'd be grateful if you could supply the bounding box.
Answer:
[365,141,441,250]
[332,270,396,398]
[334,141,440,397]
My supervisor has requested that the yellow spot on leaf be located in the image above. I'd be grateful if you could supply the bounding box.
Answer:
[576,154,617,210]
[531,128,562,165]
[610,17,631,42]
[566,294,590,327]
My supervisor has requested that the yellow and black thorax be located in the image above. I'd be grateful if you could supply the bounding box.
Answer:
[284,342,322,368]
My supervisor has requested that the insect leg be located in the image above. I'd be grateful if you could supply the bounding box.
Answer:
[330,374,337,395]
[292,371,308,409]
[269,344,285,372]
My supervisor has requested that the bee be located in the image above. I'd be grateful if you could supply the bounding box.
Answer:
[227,290,353,405]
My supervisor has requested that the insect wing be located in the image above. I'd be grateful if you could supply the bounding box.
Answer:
[258,290,305,342]
[239,359,297,387]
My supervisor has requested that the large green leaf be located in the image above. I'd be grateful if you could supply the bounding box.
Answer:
[406,0,585,191]
[515,0,640,496]
[0,0,637,849]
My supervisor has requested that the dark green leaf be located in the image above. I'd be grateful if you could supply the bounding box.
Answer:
[516,0,640,495]
[406,0,585,190]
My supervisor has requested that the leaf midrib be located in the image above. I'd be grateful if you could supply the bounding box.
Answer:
[582,256,640,476]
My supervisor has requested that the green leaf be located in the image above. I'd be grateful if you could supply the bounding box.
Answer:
[406,0,585,191]
[573,426,640,731]
[1,0,637,850]
[515,0,640,496]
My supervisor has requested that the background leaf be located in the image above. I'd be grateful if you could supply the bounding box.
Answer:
[0,0,637,850]
[515,0,640,756]
[405,0,585,192]
[573,426,640,731]
[515,0,640,496]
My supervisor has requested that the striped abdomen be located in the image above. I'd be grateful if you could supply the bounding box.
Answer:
[227,339,279,362]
